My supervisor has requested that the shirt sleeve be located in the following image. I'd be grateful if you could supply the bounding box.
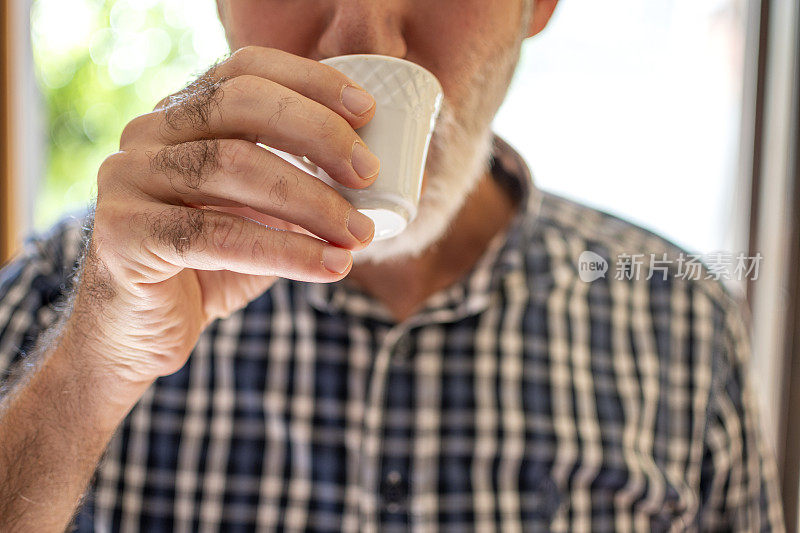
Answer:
[0,215,87,389]
[698,295,785,532]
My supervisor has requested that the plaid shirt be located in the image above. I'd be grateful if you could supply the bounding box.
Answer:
[0,137,784,532]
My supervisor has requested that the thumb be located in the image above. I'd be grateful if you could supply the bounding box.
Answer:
[196,269,278,325]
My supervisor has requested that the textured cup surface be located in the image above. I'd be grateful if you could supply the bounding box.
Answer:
[319,55,443,240]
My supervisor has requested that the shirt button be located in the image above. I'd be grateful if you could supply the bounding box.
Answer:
[381,470,408,513]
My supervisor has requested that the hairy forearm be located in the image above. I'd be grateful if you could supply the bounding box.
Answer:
[0,323,151,532]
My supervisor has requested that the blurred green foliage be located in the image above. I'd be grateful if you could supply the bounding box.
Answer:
[31,0,228,229]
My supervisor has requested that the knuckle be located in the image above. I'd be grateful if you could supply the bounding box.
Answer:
[318,192,354,237]
[151,140,221,191]
[251,240,267,262]
[97,152,133,196]
[315,111,348,144]
[91,202,140,266]
[98,151,127,177]
[267,175,292,208]
[260,160,299,209]
[218,140,255,176]
[163,73,227,133]
[125,209,149,237]
[311,179,349,218]
[335,195,356,224]
[119,114,152,147]
[264,229,290,267]
[208,214,245,250]
[271,231,291,263]
[144,207,207,257]
[229,45,261,69]
[224,74,260,100]
[267,93,301,129]
[322,63,349,91]
[153,96,170,111]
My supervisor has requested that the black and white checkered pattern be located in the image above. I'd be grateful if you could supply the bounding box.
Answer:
[0,137,784,531]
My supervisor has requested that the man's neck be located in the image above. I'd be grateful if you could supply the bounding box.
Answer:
[347,169,519,323]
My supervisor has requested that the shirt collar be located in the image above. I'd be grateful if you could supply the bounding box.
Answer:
[304,134,542,325]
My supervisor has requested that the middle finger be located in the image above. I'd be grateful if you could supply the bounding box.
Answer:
[139,139,375,249]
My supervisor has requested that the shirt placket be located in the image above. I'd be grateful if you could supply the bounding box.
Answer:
[358,323,412,532]
[304,218,525,531]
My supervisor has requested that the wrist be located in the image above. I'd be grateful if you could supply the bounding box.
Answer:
[52,321,154,420]
[61,287,169,383]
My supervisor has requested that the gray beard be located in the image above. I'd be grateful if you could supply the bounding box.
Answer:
[353,38,523,264]
[353,105,495,264]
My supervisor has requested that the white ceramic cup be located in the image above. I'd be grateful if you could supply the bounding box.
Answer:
[268,55,443,241]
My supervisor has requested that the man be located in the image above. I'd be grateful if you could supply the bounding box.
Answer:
[0,0,785,531]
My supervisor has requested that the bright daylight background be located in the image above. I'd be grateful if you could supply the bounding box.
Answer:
[31,0,748,261]
[25,0,791,509]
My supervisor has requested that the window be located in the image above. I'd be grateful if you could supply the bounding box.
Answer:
[29,0,752,263]
[494,0,749,258]
[29,0,227,230]
[5,0,800,528]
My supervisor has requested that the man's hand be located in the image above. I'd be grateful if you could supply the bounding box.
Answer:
[0,47,379,532]
[70,46,380,385]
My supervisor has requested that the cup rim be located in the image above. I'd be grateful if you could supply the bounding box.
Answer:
[320,54,443,95]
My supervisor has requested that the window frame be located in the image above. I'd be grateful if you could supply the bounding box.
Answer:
[744,0,800,529]
[1,0,16,264]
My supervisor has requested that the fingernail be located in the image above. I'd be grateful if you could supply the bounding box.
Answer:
[351,142,380,180]
[341,85,375,116]
[322,246,352,274]
[347,209,375,243]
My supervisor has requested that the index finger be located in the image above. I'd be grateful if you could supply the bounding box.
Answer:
[156,46,376,130]
[131,76,380,188]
